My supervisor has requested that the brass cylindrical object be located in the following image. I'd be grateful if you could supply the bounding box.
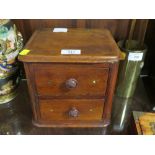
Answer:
[116,40,147,98]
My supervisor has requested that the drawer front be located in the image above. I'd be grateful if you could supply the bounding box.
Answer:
[34,64,109,98]
[39,99,104,121]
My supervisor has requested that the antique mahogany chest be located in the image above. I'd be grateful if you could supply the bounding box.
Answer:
[18,28,120,128]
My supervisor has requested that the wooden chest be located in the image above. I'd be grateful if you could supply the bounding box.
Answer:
[18,28,120,128]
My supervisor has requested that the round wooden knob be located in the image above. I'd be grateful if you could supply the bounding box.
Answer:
[65,78,77,89]
[69,107,79,117]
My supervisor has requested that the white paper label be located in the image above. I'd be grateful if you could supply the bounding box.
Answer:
[53,28,68,32]
[61,49,81,55]
[128,52,143,61]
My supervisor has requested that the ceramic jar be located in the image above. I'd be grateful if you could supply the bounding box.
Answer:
[0,19,23,104]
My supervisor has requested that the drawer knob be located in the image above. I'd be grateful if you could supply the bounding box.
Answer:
[65,78,77,89]
[69,107,79,117]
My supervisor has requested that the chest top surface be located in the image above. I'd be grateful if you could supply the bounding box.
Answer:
[18,28,120,63]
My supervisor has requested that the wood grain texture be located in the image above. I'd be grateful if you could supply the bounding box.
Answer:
[133,19,149,44]
[20,28,120,128]
[34,63,109,98]
[24,63,39,121]
[13,19,148,43]
[102,62,119,127]
[39,99,104,121]
[18,28,120,63]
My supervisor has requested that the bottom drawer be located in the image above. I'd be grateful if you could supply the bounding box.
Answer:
[39,99,104,121]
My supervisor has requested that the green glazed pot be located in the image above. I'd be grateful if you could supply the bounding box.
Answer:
[116,40,147,98]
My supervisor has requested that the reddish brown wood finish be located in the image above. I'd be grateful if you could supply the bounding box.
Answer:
[102,62,119,126]
[39,99,104,121]
[13,19,148,44]
[34,63,109,98]
[24,63,39,121]
[19,28,119,128]
[18,28,120,63]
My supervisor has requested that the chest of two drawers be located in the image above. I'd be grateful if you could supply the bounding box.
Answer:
[25,63,114,127]
[19,28,120,128]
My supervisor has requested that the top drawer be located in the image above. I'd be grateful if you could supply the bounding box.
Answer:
[33,64,109,98]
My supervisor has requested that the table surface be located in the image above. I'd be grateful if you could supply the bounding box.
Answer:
[0,77,153,135]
